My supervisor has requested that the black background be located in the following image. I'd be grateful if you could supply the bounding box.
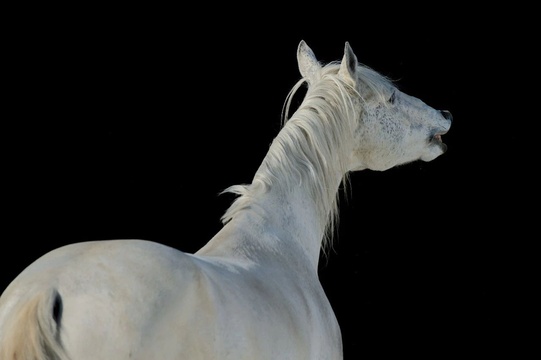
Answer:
[2,5,533,358]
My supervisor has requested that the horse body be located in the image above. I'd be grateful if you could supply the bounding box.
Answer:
[1,235,338,359]
[0,41,452,359]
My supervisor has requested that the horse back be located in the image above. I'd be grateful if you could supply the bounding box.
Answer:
[0,239,341,359]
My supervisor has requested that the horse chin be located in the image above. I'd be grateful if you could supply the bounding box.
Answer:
[421,144,447,162]
[441,142,448,153]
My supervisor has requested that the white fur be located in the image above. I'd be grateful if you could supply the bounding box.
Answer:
[0,40,451,360]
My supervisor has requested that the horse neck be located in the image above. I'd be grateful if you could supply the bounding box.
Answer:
[202,91,356,270]
[208,185,327,270]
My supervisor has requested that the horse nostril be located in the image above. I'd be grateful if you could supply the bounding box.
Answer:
[440,110,453,123]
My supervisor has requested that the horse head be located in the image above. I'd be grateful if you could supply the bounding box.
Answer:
[297,40,453,172]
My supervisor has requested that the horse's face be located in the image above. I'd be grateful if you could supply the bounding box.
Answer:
[296,40,452,172]
[350,86,453,171]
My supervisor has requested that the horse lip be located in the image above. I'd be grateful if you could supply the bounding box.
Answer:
[430,131,448,152]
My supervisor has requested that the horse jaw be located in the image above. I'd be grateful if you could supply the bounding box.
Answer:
[348,127,451,172]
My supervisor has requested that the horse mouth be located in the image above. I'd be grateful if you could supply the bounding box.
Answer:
[430,132,448,152]
[432,133,443,143]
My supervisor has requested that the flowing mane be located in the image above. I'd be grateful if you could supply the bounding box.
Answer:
[220,60,396,252]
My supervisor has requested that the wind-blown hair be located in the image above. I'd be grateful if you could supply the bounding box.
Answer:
[220,60,395,253]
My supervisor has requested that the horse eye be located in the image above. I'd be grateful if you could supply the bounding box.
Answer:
[388,91,396,104]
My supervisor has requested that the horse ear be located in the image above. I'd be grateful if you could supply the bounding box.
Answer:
[338,41,358,86]
[297,40,321,83]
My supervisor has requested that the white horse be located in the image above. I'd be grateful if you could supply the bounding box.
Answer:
[0,40,452,360]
